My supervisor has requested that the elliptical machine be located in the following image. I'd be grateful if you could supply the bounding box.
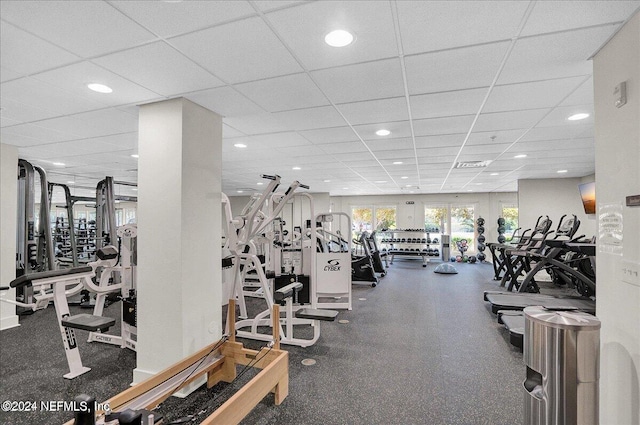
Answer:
[352,232,378,287]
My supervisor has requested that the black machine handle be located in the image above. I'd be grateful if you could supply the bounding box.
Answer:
[261,174,279,180]
[299,183,310,190]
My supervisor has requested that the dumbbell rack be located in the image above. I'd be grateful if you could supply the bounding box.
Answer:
[377,229,442,268]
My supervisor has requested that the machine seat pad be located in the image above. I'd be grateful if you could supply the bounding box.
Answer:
[295,308,338,322]
[61,314,115,332]
[10,266,93,288]
[96,246,118,261]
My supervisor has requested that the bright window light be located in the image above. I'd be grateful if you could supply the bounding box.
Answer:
[87,83,113,93]
[376,129,391,136]
[325,30,354,47]
[568,113,589,121]
[234,143,247,148]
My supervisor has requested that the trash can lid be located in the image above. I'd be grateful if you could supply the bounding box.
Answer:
[524,306,601,330]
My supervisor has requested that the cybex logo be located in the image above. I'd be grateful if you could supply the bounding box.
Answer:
[324,259,341,271]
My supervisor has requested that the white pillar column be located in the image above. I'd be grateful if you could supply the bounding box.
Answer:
[133,98,222,391]
[0,143,19,330]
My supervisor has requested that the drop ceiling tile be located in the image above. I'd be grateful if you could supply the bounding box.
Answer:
[366,137,414,152]
[560,77,594,107]
[169,17,302,84]
[396,1,529,54]
[466,130,528,146]
[185,86,264,118]
[267,1,397,70]
[462,143,513,155]
[36,109,138,139]
[311,59,405,104]
[474,109,549,132]
[499,27,615,85]
[337,97,408,126]
[484,77,587,113]
[1,77,109,119]
[298,127,358,144]
[224,113,290,135]
[521,1,639,36]
[223,124,247,138]
[520,124,592,142]
[235,73,329,112]
[1,66,22,82]
[316,141,369,155]
[537,105,594,128]
[111,1,255,38]
[0,116,22,127]
[84,133,138,150]
[1,22,81,77]
[415,134,466,148]
[2,122,79,144]
[93,42,224,97]
[406,42,508,94]
[354,121,413,140]
[374,149,418,160]
[272,105,346,130]
[33,61,162,108]
[255,1,308,12]
[410,88,487,120]
[0,1,157,57]
[235,132,312,149]
[411,115,474,137]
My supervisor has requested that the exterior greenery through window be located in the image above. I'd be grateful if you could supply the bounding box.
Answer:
[451,206,475,254]
[351,206,397,239]
[501,206,519,236]
[375,207,396,231]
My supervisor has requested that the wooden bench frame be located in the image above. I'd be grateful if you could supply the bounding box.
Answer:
[63,300,288,425]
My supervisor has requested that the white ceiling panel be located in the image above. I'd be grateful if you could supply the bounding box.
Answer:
[484,77,587,113]
[1,66,22,83]
[467,130,528,146]
[224,113,290,135]
[223,124,247,138]
[266,1,397,70]
[412,115,475,136]
[316,141,369,155]
[354,121,412,140]
[1,77,109,119]
[34,108,138,140]
[337,97,408,126]
[498,26,615,85]
[462,143,513,155]
[77,133,138,150]
[169,17,302,84]
[415,134,466,148]
[111,1,255,38]
[235,73,329,112]
[231,132,312,149]
[521,1,639,36]
[311,59,404,104]
[371,149,415,160]
[560,78,594,107]
[366,137,414,152]
[0,97,61,124]
[405,42,508,94]
[1,21,80,77]
[93,42,224,97]
[0,116,21,127]
[272,105,347,130]
[254,1,308,13]
[33,62,162,108]
[298,127,359,144]
[537,105,594,128]
[396,1,529,54]
[410,88,487,120]
[474,109,549,132]
[0,1,157,57]
[2,122,80,144]
[186,87,264,118]
[520,124,592,142]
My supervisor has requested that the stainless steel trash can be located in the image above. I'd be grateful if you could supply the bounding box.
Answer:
[441,234,450,261]
[523,306,601,425]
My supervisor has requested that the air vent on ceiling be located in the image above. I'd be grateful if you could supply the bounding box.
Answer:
[454,160,492,169]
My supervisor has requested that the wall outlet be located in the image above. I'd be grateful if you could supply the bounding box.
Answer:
[619,259,640,287]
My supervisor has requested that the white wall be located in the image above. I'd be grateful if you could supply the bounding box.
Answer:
[0,144,19,330]
[518,177,597,237]
[593,11,640,425]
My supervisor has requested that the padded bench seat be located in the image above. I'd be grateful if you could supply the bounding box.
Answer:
[10,266,93,289]
[295,308,338,322]
[61,314,115,332]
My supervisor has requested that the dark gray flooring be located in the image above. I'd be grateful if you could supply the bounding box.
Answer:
[0,261,525,425]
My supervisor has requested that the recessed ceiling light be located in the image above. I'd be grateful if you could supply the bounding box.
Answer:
[514,154,527,159]
[132,188,138,191]
[87,83,113,93]
[323,179,331,183]
[324,30,354,47]
[401,176,408,179]
[490,173,499,176]
[257,182,263,185]
[375,180,387,183]
[67,181,75,184]
[292,166,301,170]
[557,169,568,173]
[393,161,403,165]
[568,113,589,121]
[237,190,244,193]
[406,184,412,187]
[467,189,473,192]
[234,143,247,148]
[131,154,139,158]
[342,187,349,190]
[52,162,65,166]
[375,129,391,136]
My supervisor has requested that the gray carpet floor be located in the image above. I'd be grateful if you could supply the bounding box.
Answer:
[0,260,526,425]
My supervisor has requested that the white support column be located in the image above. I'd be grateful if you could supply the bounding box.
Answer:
[133,98,222,391]
[593,12,640,424]
[0,143,19,331]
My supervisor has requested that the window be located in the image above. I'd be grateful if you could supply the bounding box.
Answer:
[425,206,448,233]
[501,205,519,236]
[351,206,372,239]
[375,206,396,231]
[451,205,475,254]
